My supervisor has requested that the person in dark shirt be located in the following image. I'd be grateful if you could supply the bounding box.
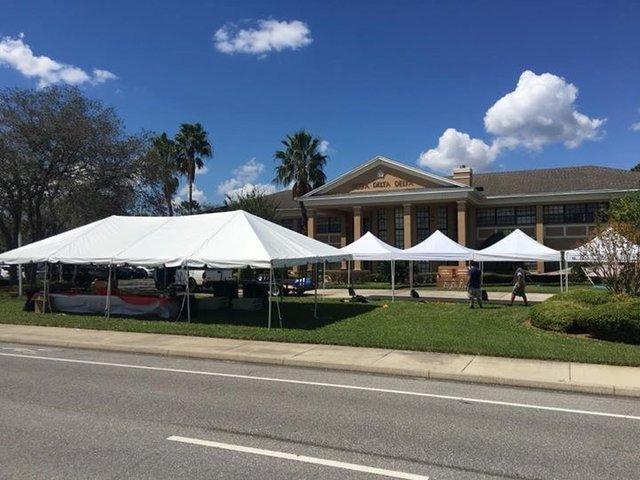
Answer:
[467,263,483,309]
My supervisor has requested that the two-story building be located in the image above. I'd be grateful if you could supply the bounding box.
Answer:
[269,156,640,272]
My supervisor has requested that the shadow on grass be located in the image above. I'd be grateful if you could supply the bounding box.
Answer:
[193,300,379,330]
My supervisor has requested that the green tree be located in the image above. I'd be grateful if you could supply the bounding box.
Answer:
[273,130,327,234]
[175,200,202,216]
[141,133,179,216]
[632,163,640,172]
[0,86,144,251]
[608,192,640,229]
[175,123,212,215]
[224,188,279,223]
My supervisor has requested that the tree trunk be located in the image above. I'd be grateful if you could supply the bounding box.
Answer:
[299,201,308,236]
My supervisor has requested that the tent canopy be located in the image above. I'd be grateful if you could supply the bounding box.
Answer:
[403,230,475,261]
[565,229,640,263]
[0,210,350,268]
[473,228,561,262]
[339,231,405,261]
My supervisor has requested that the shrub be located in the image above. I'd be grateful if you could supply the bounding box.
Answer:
[530,301,589,332]
[583,300,640,344]
[562,289,614,305]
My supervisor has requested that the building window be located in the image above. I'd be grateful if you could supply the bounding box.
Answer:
[544,205,564,224]
[415,206,430,242]
[394,207,404,248]
[496,207,515,226]
[377,209,387,241]
[316,216,341,234]
[516,206,536,225]
[544,203,607,224]
[477,208,495,227]
[437,206,448,235]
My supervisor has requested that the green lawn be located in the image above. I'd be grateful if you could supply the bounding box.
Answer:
[1,294,639,366]
[330,283,581,294]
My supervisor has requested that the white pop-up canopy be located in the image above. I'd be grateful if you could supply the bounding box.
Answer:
[339,232,405,299]
[339,231,406,261]
[0,210,349,268]
[565,229,640,263]
[473,229,561,262]
[402,230,475,261]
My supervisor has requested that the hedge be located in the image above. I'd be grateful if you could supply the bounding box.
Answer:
[530,290,640,344]
[530,301,588,332]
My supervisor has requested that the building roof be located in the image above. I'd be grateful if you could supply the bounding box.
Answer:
[266,189,300,210]
[473,165,640,197]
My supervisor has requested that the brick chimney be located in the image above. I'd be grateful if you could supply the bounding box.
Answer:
[452,165,473,186]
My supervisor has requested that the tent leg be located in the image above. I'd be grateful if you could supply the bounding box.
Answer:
[480,262,484,287]
[391,260,395,302]
[105,264,112,319]
[559,258,563,293]
[314,262,318,319]
[17,231,23,297]
[347,260,351,287]
[276,267,282,328]
[186,265,191,323]
[409,261,413,290]
[43,263,49,313]
[322,260,326,294]
[268,266,273,329]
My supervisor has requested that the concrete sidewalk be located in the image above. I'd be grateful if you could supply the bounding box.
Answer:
[317,288,553,304]
[0,324,638,397]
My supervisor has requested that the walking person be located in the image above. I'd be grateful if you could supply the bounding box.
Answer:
[510,267,528,306]
[467,262,483,309]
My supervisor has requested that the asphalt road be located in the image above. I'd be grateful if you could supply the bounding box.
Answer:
[0,342,639,480]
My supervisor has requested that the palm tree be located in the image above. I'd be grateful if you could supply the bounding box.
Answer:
[175,123,212,214]
[273,130,327,234]
[148,133,179,216]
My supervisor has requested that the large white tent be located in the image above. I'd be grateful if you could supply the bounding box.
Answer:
[0,211,348,268]
[0,210,351,326]
[339,232,406,299]
[473,229,561,262]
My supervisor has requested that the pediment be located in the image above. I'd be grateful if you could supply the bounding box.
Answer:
[304,156,467,197]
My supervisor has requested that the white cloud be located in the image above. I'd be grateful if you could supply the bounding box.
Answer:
[418,128,499,173]
[176,184,206,204]
[484,70,604,149]
[631,122,640,132]
[0,34,117,88]
[225,183,277,201]
[418,70,604,173]
[217,158,278,198]
[318,139,331,155]
[195,165,209,175]
[214,19,312,56]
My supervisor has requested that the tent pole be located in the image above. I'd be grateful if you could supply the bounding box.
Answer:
[17,231,22,297]
[276,267,282,328]
[105,264,112,319]
[391,259,395,302]
[322,260,326,294]
[347,260,351,287]
[186,264,191,323]
[268,265,273,329]
[314,262,318,318]
[480,261,484,287]
[409,260,414,290]
[559,257,563,293]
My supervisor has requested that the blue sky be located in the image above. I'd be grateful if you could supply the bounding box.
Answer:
[1,0,639,204]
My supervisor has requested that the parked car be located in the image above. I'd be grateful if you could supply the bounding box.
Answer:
[154,267,233,292]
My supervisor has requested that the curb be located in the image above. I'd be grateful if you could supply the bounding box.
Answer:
[1,333,638,398]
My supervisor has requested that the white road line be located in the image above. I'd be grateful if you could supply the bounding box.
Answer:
[1,351,639,421]
[167,435,429,480]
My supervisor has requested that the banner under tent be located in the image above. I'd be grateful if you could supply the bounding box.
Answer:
[339,231,407,300]
[401,230,476,291]
[472,228,564,291]
[0,210,352,327]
